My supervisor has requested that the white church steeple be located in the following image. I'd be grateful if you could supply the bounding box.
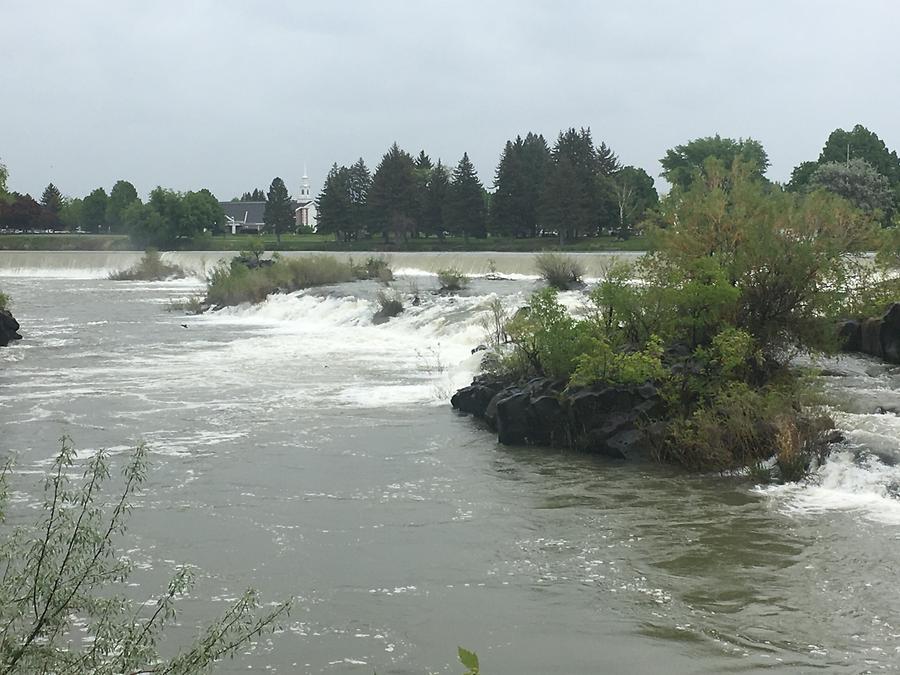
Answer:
[299,165,311,203]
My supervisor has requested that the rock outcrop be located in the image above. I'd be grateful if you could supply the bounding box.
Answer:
[839,303,900,363]
[0,309,22,347]
[451,375,663,460]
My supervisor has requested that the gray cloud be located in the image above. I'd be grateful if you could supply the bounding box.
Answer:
[2,0,899,200]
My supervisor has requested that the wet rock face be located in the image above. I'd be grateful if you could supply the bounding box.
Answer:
[451,375,663,460]
[0,309,22,347]
[841,303,900,364]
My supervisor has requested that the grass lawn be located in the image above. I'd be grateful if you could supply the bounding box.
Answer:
[0,231,649,253]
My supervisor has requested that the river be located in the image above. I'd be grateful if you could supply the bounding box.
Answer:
[1,251,899,673]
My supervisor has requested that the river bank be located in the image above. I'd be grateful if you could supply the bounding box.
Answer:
[0,232,648,253]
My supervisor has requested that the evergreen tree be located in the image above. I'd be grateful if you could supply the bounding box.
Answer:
[491,138,530,237]
[368,142,417,241]
[547,128,598,239]
[423,161,449,238]
[596,141,622,176]
[40,183,63,215]
[446,153,487,239]
[414,151,434,236]
[264,177,293,245]
[106,180,139,232]
[539,156,588,245]
[347,158,371,239]
[316,164,353,241]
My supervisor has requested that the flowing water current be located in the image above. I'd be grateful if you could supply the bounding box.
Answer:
[1,251,899,673]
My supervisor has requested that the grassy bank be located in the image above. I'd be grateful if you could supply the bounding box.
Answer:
[0,232,648,253]
[0,234,133,251]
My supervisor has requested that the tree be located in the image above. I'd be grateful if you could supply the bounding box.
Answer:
[0,160,9,203]
[264,177,293,245]
[809,158,894,221]
[315,164,353,241]
[818,124,900,185]
[612,166,658,237]
[491,135,553,238]
[347,158,371,238]
[81,188,109,233]
[423,160,449,238]
[368,142,417,241]
[182,188,225,236]
[106,180,139,232]
[239,188,266,202]
[59,198,84,232]
[40,184,63,215]
[539,156,588,245]
[0,437,289,673]
[446,152,487,239]
[0,194,43,231]
[660,135,769,191]
[786,161,819,192]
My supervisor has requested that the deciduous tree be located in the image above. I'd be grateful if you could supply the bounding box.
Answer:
[661,135,769,191]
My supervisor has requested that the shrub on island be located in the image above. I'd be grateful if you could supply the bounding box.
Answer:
[534,252,584,290]
[205,253,356,307]
[437,268,469,292]
[109,248,185,281]
[455,159,884,480]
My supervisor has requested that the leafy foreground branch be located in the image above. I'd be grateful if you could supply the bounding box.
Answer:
[0,437,290,674]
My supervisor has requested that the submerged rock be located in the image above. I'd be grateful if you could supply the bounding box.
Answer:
[0,309,22,346]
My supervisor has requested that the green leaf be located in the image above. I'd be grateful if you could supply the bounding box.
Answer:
[458,646,479,672]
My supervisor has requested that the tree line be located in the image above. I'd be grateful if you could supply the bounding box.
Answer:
[0,173,226,248]
[316,128,659,244]
[3,122,899,247]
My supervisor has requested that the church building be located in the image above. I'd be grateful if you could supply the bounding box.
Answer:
[220,173,317,235]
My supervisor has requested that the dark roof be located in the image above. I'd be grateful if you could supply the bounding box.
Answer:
[221,201,266,225]
[220,200,310,225]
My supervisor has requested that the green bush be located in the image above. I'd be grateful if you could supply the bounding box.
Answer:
[205,254,355,307]
[109,248,185,281]
[534,252,584,290]
[0,291,8,311]
[353,256,394,282]
[437,268,469,291]
[0,437,289,672]
[475,160,880,476]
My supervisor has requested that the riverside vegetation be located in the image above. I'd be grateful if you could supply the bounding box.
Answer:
[455,159,900,479]
[0,438,291,674]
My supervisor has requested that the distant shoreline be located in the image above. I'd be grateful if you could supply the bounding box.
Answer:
[0,232,649,253]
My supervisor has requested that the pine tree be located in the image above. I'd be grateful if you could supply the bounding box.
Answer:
[263,177,293,245]
[40,183,63,214]
[424,161,449,238]
[368,142,417,241]
[447,153,486,240]
[316,164,353,241]
[347,158,371,239]
[539,156,589,245]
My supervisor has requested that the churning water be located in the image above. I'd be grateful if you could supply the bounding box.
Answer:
[1,252,899,673]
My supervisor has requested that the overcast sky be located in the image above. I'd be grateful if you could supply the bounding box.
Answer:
[2,0,898,200]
